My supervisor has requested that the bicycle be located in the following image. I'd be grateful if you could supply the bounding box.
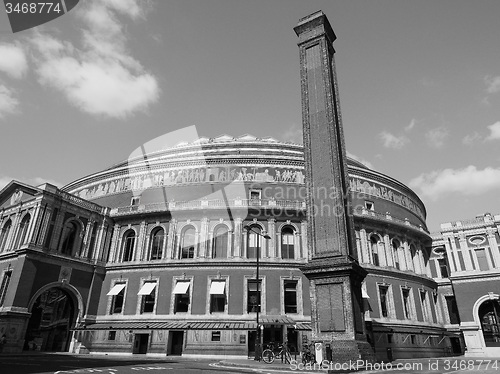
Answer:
[262,342,293,364]
[301,342,315,364]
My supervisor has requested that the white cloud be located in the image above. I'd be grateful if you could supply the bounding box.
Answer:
[485,75,500,94]
[404,118,417,132]
[425,126,449,148]
[486,121,500,141]
[462,132,482,146]
[409,165,500,201]
[30,0,159,119]
[0,84,19,118]
[282,123,303,144]
[0,43,28,79]
[379,131,409,149]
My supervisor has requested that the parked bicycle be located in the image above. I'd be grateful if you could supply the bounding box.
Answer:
[301,342,315,364]
[262,341,293,364]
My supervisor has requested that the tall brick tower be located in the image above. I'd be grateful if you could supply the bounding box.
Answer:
[294,11,373,362]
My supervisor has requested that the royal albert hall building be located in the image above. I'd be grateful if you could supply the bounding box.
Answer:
[0,135,463,360]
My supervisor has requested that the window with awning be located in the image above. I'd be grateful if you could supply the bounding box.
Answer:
[174,281,190,313]
[209,281,226,295]
[138,282,157,296]
[210,281,226,313]
[173,281,190,294]
[107,283,126,296]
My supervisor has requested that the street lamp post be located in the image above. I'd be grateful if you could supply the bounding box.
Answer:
[244,226,271,361]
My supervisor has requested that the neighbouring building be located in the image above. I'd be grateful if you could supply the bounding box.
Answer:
[431,214,500,357]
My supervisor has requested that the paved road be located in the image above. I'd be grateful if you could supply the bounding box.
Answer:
[1,354,500,374]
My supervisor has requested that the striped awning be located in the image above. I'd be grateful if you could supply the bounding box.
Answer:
[73,318,311,331]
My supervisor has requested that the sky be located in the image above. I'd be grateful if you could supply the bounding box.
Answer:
[0,0,500,232]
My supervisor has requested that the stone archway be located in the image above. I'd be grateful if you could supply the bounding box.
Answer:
[478,298,500,347]
[24,284,82,352]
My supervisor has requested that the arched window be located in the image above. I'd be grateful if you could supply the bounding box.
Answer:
[181,227,195,259]
[0,220,12,252]
[122,230,136,262]
[247,225,261,259]
[370,235,380,266]
[281,227,295,259]
[61,221,79,255]
[479,299,500,347]
[212,225,228,259]
[149,227,165,260]
[392,239,400,270]
[14,214,31,249]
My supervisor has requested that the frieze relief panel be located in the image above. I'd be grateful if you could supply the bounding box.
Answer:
[70,165,305,200]
[68,166,424,221]
[349,177,425,220]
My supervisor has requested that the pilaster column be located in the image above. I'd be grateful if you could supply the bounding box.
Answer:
[135,221,147,261]
[166,219,176,259]
[457,234,474,270]
[50,207,66,252]
[199,218,209,258]
[300,220,307,259]
[6,209,22,250]
[109,224,121,263]
[27,204,42,246]
[161,223,168,260]
[94,220,107,261]
[81,219,95,258]
[37,207,52,247]
[233,218,242,258]
[383,234,392,267]
[267,218,276,258]
[443,236,457,273]
[359,229,369,264]
[403,239,413,272]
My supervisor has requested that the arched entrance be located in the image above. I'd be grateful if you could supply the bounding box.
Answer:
[24,288,76,352]
[479,298,500,347]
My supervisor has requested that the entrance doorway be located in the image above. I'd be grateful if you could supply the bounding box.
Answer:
[168,331,184,355]
[479,299,500,347]
[133,334,149,354]
[24,288,75,352]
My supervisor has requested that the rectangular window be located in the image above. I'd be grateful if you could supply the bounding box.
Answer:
[475,248,489,271]
[108,331,116,340]
[209,281,226,313]
[247,280,261,313]
[437,258,449,278]
[379,286,389,318]
[250,190,261,201]
[284,280,298,313]
[387,333,393,344]
[0,271,12,307]
[173,281,190,313]
[107,283,126,314]
[410,335,416,344]
[445,296,461,324]
[131,197,140,206]
[211,331,221,342]
[402,288,411,319]
[138,281,157,314]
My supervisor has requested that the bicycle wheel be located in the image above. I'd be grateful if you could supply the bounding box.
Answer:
[262,349,275,364]
[284,350,293,363]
